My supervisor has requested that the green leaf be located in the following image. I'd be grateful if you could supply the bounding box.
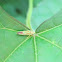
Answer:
[0,6,29,31]
[5,37,35,62]
[0,0,29,24]
[0,7,29,62]
[35,9,62,62]
[31,0,62,30]
[33,0,42,7]
[36,9,62,33]
[0,1,62,62]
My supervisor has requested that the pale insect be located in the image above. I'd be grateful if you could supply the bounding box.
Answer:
[17,30,35,35]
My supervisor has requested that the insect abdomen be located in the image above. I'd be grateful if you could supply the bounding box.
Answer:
[17,30,35,35]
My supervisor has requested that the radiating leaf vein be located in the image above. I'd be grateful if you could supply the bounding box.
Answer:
[38,24,62,34]
[37,35,62,51]
[4,36,30,62]
[0,28,17,32]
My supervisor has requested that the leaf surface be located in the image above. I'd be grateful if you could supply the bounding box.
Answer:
[4,8,62,62]
[36,9,62,33]
[35,8,62,62]
[0,7,29,31]
[31,0,62,30]
[0,0,29,24]
[0,7,29,62]
[0,0,62,62]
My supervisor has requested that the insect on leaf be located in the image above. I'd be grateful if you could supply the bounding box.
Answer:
[17,30,35,35]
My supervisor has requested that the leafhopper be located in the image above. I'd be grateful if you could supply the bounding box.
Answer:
[17,30,35,35]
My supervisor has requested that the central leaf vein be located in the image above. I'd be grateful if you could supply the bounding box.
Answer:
[33,35,38,62]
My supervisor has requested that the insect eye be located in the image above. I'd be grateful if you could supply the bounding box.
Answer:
[17,32,23,35]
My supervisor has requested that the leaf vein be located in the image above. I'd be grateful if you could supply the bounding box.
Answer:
[33,35,38,62]
[4,36,30,62]
[37,35,62,51]
[37,24,62,34]
[0,28,17,32]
